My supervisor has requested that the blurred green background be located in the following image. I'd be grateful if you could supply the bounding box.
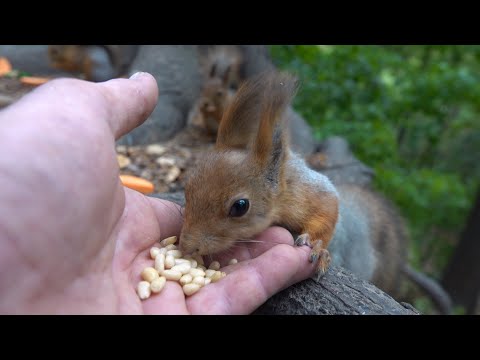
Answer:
[269,45,480,313]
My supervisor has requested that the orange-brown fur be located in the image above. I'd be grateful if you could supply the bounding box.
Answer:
[194,46,245,135]
[181,150,277,255]
[48,45,94,78]
[285,194,339,249]
[47,45,137,81]
[197,78,236,135]
[181,71,339,274]
[199,46,244,90]
[216,70,291,150]
[180,70,453,312]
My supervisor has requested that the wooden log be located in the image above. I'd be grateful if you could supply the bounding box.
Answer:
[253,266,420,315]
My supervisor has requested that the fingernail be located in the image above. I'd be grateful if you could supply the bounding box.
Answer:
[129,71,147,80]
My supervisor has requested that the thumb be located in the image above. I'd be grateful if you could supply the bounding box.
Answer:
[98,72,159,139]
[1,72,159,141]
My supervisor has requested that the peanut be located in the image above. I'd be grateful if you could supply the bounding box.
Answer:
[150,277,167,293]
[179,274,193,286]
[210,271,226,283]
[150,247,161,259]
[183,283,201,296]
[137,281,151,300]
[137,244,230,300]
[165,254,176,269]
[166,250,183,258]
[162,270,183,281]
[155,253,166,273]
[161,236,177,247]
[171,262,192,275]
[175,258,191,265]
[205,269,216,278]
[190,268,205,277]
[208,261,221,271]
[192,276,205,286]
[141,267,159,283]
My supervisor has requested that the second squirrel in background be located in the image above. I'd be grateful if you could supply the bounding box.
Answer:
[190,46,245,135]
[47,45,139,82]
[179,70,453,313]
[199,45,245,90]
[195,77,236,136]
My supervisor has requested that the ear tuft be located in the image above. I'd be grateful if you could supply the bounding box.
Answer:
[216,70,298,151]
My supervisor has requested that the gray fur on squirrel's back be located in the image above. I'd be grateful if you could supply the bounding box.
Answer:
[333,183,408,296]
[329,187,378,281]
[287,151,378,282]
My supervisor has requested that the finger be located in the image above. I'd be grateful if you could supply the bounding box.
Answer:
[187,244,316,314]
[213,226,294,265]
[115,190,183,257]
[120,194,187,314]
[116,193,183,271]
[2,73,158,142]
[99,72,159,139]
[146,197,184,241]
[142,281,189,315]
[248,226,295,258]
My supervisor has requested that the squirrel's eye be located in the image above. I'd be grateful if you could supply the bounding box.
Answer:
[229,199,250,217]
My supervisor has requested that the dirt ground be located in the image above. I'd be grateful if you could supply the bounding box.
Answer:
[0,77,35,107]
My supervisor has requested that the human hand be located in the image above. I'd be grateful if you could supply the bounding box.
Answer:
[0,72,316,314]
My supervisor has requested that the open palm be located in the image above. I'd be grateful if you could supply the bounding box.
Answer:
[0,73,315,314]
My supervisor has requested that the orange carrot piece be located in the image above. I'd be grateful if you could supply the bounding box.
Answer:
[20,76,51,86]
[119,175,155,194]
[0,57,12,76]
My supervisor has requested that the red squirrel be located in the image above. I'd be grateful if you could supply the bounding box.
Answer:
[177,70,453,312]
[193,46,244,135]
[200,45,244,90]
[47,45,138,82]
[195,77,237,136]
[180,71,338,276]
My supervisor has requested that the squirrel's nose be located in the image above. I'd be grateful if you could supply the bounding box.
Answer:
[179,233,198,254]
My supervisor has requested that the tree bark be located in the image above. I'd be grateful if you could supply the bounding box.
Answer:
[442,187,480,314]
[254,266,419,315]
[151,192,420,315]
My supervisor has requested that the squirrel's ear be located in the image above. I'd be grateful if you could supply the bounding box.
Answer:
[216,71,298,152]
[209,63,217,78]
[221,65,231,86]
[216,72,267,150]
[252,72,297,186]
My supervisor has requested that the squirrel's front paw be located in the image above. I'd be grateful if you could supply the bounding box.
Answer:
[294,233,312,247]
[309,241,331,279]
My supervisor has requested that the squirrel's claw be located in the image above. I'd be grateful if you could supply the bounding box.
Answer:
[294,233,312,247]
[309,241,331,280]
